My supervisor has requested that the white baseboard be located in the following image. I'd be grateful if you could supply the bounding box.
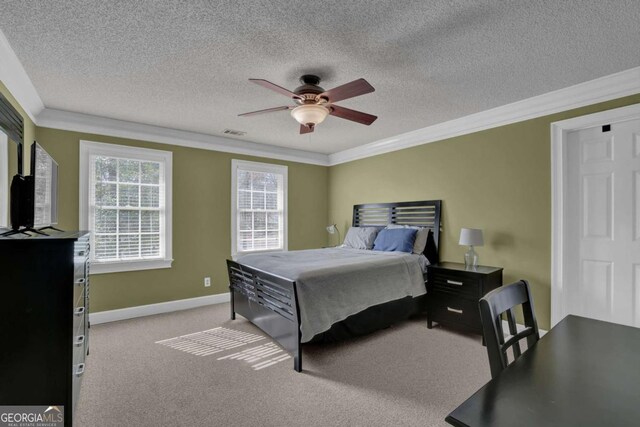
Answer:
[88,293,550,338]
[89,293,230,325]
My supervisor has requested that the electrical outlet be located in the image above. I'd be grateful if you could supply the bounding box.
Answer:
[204,277,211,287]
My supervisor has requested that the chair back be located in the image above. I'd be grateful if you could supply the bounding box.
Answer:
[479,280,540,378]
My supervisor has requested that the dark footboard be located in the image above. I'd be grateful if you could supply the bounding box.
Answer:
[226,259,302,372]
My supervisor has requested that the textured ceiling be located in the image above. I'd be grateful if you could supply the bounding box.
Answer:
[1,0,639,154]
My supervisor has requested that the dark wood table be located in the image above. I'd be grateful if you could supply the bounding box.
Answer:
[446,315,640,427]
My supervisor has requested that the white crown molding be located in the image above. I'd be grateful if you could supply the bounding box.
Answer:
[40,63,638,167]
[0,29,329,166]
[0,29,44,122]
[1,24,638,166]
[89,292,230,325]
[328,66,640,165]
[37,108,330,166]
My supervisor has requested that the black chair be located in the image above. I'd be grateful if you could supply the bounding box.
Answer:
[479,280,540,379]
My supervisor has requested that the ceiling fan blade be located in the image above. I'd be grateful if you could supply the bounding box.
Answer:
[300,124,314,134]
[238,106,292,117]
[249,79,303,100]
[318,78,375,103]
[329,105,377,125]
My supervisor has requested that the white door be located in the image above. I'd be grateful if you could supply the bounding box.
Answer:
[564,118,640,327]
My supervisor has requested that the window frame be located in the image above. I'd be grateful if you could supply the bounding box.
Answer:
[79,140,173,274]
[231,159,288,259]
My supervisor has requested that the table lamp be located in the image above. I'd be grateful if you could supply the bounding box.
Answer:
[459,228,483,268]
[326,224,341,247]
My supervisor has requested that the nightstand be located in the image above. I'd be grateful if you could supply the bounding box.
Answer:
[426,262,503,336]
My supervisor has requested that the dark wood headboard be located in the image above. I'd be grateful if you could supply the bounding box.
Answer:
[352,200,442,256]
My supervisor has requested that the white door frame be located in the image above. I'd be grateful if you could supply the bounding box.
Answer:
[551,103,640,326]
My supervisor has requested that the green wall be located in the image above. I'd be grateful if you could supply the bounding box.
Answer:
[35,127,328,312]
[5,75,640,329]
[328,94,640,330]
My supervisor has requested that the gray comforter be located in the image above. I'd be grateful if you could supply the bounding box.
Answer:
[236,248,426,342]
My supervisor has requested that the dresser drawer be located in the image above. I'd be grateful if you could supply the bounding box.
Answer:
[429,271,481,299]
[74,278,85,308]
[73,305,86,336]
[71,345,86,416]
[72,365,83,417]
[428,293,481,332]
[72,325,86,359]
[73,258,88,282]
[74,239,90,258]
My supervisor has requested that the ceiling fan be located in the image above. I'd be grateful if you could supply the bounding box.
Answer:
[238,75,377,134]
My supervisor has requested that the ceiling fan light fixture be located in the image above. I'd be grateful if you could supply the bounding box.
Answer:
[240,76,376,134]
[290,104,329,127]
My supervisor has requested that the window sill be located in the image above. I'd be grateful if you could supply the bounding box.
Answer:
[90,259,173,274]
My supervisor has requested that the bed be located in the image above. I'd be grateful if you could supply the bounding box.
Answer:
[226,200,442,371]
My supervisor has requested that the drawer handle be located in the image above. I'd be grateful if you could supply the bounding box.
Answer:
[74,307,85,316]
[447,307,464,314]
[446,280,464,286]
[74,335,85,347]
[75,363,85,376]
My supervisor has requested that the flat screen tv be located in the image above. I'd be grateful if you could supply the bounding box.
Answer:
[7,142,58,233]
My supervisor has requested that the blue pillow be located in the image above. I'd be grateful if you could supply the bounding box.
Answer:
[372,228,417,253]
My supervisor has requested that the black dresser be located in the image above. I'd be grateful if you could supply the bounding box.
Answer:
[0,232,90,426]
[427,262,502,336]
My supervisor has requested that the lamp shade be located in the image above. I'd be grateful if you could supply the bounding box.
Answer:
[459,228,484,246]
[291,104,329,126]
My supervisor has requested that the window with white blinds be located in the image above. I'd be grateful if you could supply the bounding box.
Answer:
[80,141,173,274]
[231,160,287,257]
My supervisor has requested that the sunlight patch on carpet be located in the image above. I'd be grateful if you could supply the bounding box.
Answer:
[217,342,291,370]
[156,327,264,356]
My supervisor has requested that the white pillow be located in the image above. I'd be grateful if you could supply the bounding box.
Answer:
[386,224,429,254]
[343,227,380,250]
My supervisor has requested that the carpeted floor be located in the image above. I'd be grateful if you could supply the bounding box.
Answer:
[75,303,490,426]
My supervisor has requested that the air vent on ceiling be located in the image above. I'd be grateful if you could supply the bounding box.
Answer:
[223,129,246,137]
